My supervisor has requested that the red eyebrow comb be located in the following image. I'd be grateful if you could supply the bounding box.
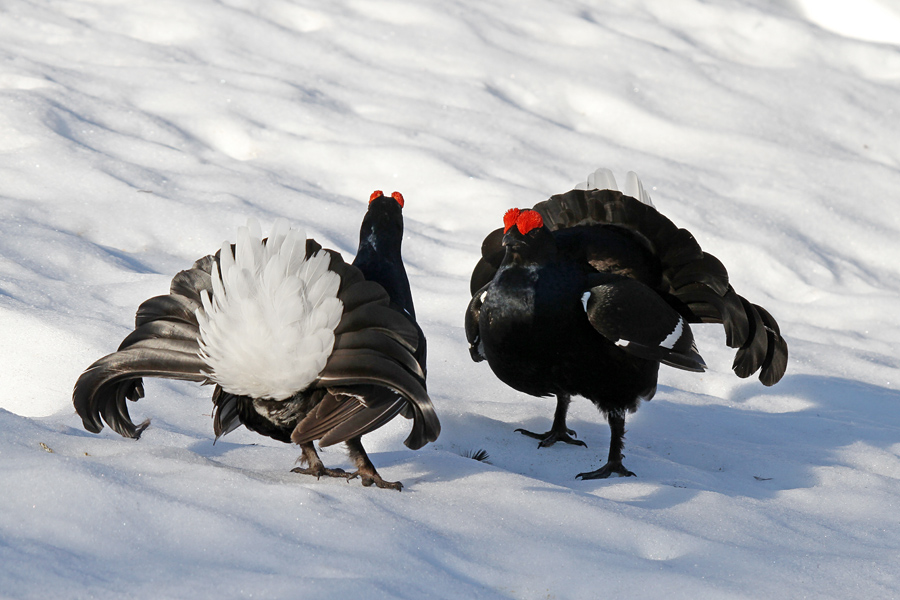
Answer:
[516,210,543,235]
[369,190,404,208]
[503,208,521,233]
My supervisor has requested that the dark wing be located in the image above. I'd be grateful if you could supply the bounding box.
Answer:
[464,284,489,362]
[292,386,406,448]
[291,257,440,451]
[583,273,706,372]
[534,188,787,386]
[470,228,505,295]
[72,255,216,438]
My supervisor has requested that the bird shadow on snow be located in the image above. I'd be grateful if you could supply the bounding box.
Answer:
[91,242,159,275]
[10,374,898,506]
[435,374,900,508]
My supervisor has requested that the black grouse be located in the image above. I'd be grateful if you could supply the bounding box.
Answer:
[74,191,439,490]
[465,169,788,478]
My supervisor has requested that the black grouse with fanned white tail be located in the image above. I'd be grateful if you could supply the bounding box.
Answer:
[466,169,787,478]
[74,191,439,490]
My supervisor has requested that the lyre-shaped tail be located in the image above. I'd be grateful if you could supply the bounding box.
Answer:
[535,183,788,386]
[73,258,214,438]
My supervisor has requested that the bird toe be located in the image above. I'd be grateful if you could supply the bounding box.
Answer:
[516,427,588,448]
[291,465,355,481]
[356,472,403,491]
[575,462,636,480]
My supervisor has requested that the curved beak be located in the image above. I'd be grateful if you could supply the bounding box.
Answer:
[502,229,525,250]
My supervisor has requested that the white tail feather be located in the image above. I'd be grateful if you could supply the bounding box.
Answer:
[623,171,654,207]
[575,168,655,207]
[196,219,343,400]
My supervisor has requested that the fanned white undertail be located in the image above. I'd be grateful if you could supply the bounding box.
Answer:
[575,167,655,207]
[196,218,343,400]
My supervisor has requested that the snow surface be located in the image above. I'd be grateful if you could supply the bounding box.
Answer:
[2,0,900,598]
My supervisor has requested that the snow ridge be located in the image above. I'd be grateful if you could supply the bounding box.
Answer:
[196,219,343,400]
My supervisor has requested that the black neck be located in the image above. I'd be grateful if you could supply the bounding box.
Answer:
[352,204,416,318]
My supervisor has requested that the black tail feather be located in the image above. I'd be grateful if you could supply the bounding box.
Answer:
[169,257,214,299]
[73,345,208,438]
[212,386,243,440]
[732,296,767,379]
[486,187,790,386]
[118,319,204,350]
[753,303,789,386]
[134,294,203,328]
[74,256,215,438]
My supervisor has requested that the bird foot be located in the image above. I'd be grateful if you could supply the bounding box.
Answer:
[575,462,636,479]
[291,465,354,481]
[515,427,587,448]
[351,470,403,491]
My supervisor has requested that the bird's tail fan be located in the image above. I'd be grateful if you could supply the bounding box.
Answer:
[535,181,788,386]
[74,219,352,437]
[195,219,344,402]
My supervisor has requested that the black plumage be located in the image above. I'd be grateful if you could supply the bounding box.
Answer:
[466,177,788,478]
[74,191,439,490]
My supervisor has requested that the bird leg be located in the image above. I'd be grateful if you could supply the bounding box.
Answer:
[576,410,636,479]
[345,436,403,491]
[516,393,587,448]
[291,442,354,481]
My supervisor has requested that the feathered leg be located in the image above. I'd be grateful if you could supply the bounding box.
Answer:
[290,442,354,481]
[345,436,402,491]
[576,410,636,479]
[516,393,587,448]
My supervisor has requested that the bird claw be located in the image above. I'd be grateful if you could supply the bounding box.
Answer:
[352,471,403,491]
[290,466,354,481]
[292,466,401,490]
[515,427,588,448]
[575,462,636,480]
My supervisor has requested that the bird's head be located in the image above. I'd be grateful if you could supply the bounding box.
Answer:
[501,208,555,262]
[370,189,405,210]
[358,190,405,254]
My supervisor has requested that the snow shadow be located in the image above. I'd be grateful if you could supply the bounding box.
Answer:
[431,374,900,505]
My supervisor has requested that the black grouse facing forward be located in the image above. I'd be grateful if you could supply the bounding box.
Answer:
[74,191,439,491]
[466,169,788,479]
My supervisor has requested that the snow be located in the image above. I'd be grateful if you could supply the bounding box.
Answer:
[2,0,900,597]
